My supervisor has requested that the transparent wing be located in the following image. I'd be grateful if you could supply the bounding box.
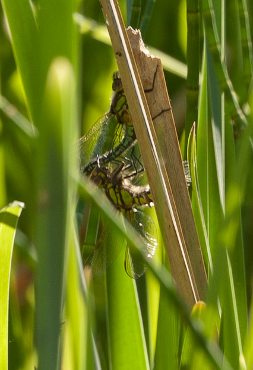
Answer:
[79,116,132,180]
[81,205,126,276]
[110,142,147,187]
[82,216,112,276]
[80,198,156,279]
[124,208,157,279]
[79,112,121,168]
[79,203,102,269]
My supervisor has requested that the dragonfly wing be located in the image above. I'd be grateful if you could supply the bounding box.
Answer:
[81,208,127,276]
[79,112,118,169]
[82,219,113,277]
[124,209,158,279]
[125,244,146,279]
[80,205,105,274]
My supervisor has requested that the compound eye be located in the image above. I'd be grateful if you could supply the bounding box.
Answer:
[112,71,122,92]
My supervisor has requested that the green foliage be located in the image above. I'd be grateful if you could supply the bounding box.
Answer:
[0,0,253,369]
[0,202,24,370]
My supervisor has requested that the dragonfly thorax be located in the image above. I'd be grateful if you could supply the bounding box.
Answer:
[110,89,131,125]
[110,71,132,126]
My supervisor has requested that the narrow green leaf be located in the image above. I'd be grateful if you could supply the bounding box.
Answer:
[64,222,89,370]
[35,58,77,370]
[180,302,220,370]
[154,285,180,370]
[0,124,6,206]
[206,45,225,211]
[0,94,37,138]
[127,0,141,28]
[244,298,253,369]
[201,0,247,126]
[226,0,253,103]
[1,0,40,120]
[187,124,212,272]
[37,0,79,96]
[106,227,150,370]
[0,201,25,370]
[139,0,156,35]
[185,0,200,142]
[197,31,247,370]
[146,279,159,362]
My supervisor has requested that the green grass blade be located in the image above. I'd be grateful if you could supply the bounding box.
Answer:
[222,163,248,353]
[145,265,160,362]
[187,125,212,271]
[105,229,150,370]
[206,43,225,211]
[139,0,156,36]
[37,0,79,93]
[0,94,37,138]
[153,285,180,370]
[196,40,222,255]
[187,40,211,270]
[180,302,220,369]
[220,96,253,343]
[127,0,157,34]
[226,0,253,103]
[35,59,77,370]
[0,129,6,207]
[127,0,141,28]
[239,0,253,85]
[64,222,89,370]
[185,0,200,141]
[0,201,25,370]
[1,0,39,120]
[197,28,248,369]
[201,0,247,126]
[244,295,253,369]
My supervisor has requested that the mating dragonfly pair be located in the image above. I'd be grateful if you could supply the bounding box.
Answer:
[79,72,157,279]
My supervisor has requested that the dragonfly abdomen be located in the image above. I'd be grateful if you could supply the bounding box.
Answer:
[90,165,153,211]
[106,183,152,211]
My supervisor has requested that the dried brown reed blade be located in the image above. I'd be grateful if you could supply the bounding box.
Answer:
[99,0,207,306]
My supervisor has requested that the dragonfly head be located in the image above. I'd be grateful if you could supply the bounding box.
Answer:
[112,71,123,92]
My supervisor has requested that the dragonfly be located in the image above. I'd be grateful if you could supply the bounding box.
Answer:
[80,69,192,186]
[79,71,191,277]
[80,71,137,177]
[79,71,156,278]
[88,161,157,279]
